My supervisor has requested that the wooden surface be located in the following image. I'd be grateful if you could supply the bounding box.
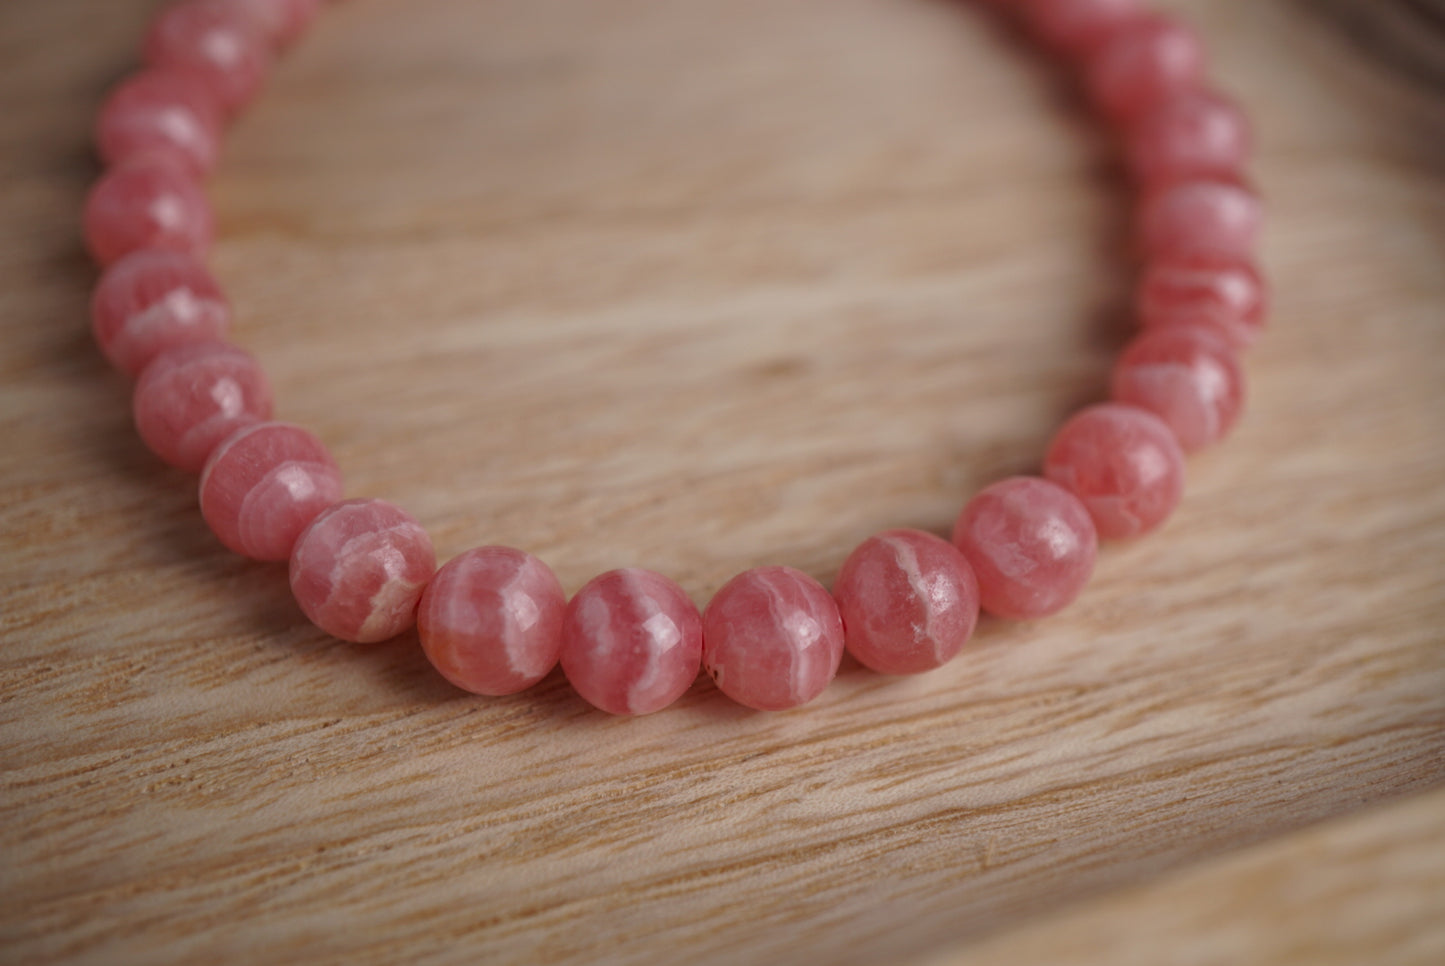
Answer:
[2,0,1444,963]
[932,785,1445,966]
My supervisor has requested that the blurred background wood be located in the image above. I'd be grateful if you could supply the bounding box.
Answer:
[2,1,1443,963]
[932,786,1445,966]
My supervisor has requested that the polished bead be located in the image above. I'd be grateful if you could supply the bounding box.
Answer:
[1138,178,1261,259]
[144,1,272,114]
[84,158,213,267]
[289,499,436,643]
[96,68,225,176]
[703,566,844,711]
[1112,326,1245,452]
[1126,89,1251,184]
[133,341,272,472]
[199,421,342,560]
[201,0,324,48]
[91,249,230,376]
[1020,0,1146,57]
[1084,16,1205,122]
[952,477,1098,620]
[1044,403,1186,539]
[834,529,980,676]
[1138,251,1266,348]
[561,569,703,716]
[417,547,568,696]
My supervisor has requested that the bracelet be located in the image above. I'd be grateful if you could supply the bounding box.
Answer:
[85,0,1262,715]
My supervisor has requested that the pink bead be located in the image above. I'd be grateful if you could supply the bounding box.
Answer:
[834,529,980,676]
[1112,326,1245,453]
[91,249,230,376]
[1138,178,1262,260]
[1084,16,1205,123]
[702,566,844,711]
[199,421,343,560]
[200,0,324,48]
[952,477,1098,620]
[1126,89,1251,184]
[417,547,568,696]
[1138,251,1266,348]
[96,68,225,176]
[561,569,703,716]
[133,341,273,472]
[1044,403,1186,540]
[144,1,272,115]
[84,158,214,266]
[289,499,436,643]
[1020,0,1146,57]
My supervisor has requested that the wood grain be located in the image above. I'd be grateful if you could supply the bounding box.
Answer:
[2,1,1444,963]
[930,786,1445,965]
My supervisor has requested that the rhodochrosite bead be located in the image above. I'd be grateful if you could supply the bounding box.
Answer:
[96,68,225,176]
[1020,0,1145,57]
[1112,326,1244,452]
[1138,178,1261,259]
[1126,89,1251,184]
[703,567,845,711]
[92,249,230,375]
[133,341,272,471]
[417,547,567,696]
[1084,16,1205,122]
[834,529,980,675]
[203,0,324,48]
[84,158,214,266]
[289,499,436,643]
[561,569,703,716]
[199,421,342,560]
[144,1,272,114]
[1138,252,1266,348]
[1044,403,1186,539]
[952,477,1097,620]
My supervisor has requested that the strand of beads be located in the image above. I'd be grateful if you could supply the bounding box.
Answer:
[88,0,1262,715]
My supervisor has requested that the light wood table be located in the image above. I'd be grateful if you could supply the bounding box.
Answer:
[2,1,1443,963]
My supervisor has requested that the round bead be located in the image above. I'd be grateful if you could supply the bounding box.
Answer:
[144,1,272,115]
[702,566,845,711]
[133,341,273,472]
[561,569,703,716]
[96,68,225,176]
[1126,89,1251,184]
[1044,403,1186,539]
[289,499,436,643]
[200,0,325,48]
[1138,178,1262,260]
[84,158,214,266]
[834,529,980,676]
[951,477,1098,620]
[1084,16,1205,123]
[91,249,231,376]
[1112,325,1245,452]
[199,421,343,561]
[417,547,568,696]
[1020,0,1147,57]
[1138,251,1266,348]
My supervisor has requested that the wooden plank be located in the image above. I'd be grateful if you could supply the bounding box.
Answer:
[1,1,1443,963]
[927,787,1445,966]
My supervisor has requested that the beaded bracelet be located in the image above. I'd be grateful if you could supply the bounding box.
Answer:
[86,0,1262,715]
